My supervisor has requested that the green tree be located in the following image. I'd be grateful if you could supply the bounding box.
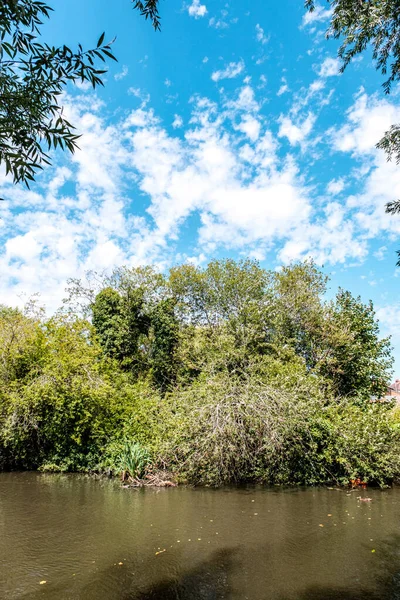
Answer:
[271,260,328,369]
[0,0,160,189]
[92,286,150,374]
[321,289,393,400]
[150,298,179,393]
[92,288,125,360]
[0,304,46,384]
[169,259,272,378]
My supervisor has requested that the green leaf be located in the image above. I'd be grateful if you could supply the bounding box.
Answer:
[97,32,105,48]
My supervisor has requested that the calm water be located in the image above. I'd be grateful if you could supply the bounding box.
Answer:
[1,473,400,599]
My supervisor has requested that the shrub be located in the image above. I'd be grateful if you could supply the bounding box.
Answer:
[157,372,400,487]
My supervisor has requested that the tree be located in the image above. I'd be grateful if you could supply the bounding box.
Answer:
[319,290,393,400]
[150,298,179,393]
[92,286,150,373]
[305,0,400,261]
[271,260,328,369]
[0,0,160,189]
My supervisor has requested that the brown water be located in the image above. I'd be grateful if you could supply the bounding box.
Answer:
[1,473,400,599]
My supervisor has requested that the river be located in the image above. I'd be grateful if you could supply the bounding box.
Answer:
[1,473,400,599]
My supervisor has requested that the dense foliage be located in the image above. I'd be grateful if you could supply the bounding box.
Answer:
[0,259,398,486]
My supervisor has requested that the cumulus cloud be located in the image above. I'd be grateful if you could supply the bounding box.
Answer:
[302,4,332,27]
[374,246,387,261]
[278,112,316,146]
[332,91,400,239]
[327,178,345,195]
[2,84,399,312]
[318,57,341,77]
[332,91,398,154]
[211,60,245,82]
[188,0,207,18]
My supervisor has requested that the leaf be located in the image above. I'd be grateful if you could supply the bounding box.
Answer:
[97,32,105,48]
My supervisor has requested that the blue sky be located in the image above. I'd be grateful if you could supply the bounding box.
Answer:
[1,0,400,374]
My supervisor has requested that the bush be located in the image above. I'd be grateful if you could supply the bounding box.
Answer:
[157,372,400,486]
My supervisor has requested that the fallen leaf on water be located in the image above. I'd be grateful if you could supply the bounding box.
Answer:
[327,514,332,517]
[371,549,376,553]
[39,581,46,585]
[155,549,166,556]
[118,562,123,565]
[319,524,324,527]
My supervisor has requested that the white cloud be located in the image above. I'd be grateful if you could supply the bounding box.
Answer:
[374,246,387,261]
[172,114,183,128]
[327,178,345,195]
[278,112,316,146]
[255,24,268,45]
[211,60,245,82]
[302,4,332,27]
[332,92,398,154]
[202,56,209,63]
[318,57,341,77]
[208,16,228,29]
[258,74,267,89]
[188,0,207,18]
[236,115,261,141]
[114,65,128,81]
[277,77,289,96]
[332,91,400,239]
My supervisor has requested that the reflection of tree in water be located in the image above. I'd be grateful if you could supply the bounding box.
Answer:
[128,548,235,600]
